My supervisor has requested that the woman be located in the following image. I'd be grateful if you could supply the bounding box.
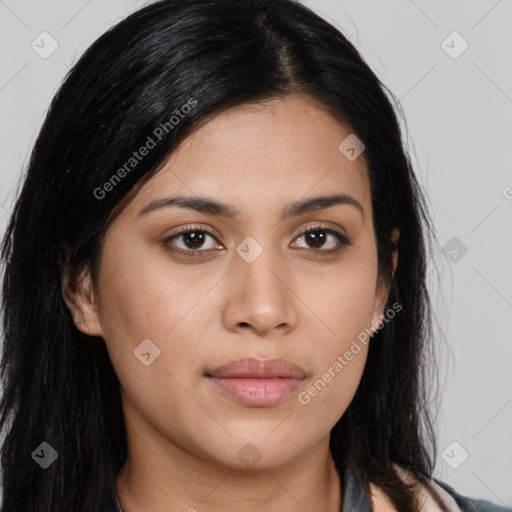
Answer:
[0,1,507,511]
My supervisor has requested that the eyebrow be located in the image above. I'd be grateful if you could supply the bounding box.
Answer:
[138,193,364,220]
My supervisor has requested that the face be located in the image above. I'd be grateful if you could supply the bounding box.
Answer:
[64,94,398,470]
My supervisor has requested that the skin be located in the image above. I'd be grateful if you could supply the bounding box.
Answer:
[62,94,399,512]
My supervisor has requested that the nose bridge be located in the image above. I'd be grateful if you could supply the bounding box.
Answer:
[236,235,287,298]
[226,234,297,332]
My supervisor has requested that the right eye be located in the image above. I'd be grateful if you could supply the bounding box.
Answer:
[162,226,223,257]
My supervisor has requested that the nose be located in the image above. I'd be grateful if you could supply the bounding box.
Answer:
[221,245,298,337]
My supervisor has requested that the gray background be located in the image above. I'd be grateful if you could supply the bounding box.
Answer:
[0,0,511,506]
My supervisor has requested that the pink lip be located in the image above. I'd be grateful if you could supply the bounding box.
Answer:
[205,357,307,407]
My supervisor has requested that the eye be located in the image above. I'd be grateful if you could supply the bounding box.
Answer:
[162,225,222,257]
[290,225,351,256]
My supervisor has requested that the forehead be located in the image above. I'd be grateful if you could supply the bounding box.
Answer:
[125,94,371,220]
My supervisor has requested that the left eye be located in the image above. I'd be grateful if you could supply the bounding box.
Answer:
[291,227,349,252]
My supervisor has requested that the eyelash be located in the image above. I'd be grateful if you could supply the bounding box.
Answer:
[162,224,351,259]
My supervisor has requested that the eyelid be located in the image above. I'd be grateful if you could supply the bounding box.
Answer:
[165,223,220,240]
[295,222,348,238]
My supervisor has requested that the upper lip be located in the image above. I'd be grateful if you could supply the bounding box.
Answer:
[206,357,307,379]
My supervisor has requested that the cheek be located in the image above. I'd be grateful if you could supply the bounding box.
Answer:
[95,246,210,437]
[95,239,210,378]
[296,327,369,432]
[293,254,376,412]
[97,236,211,336]
[303,258,378,342]
[289,337,369,454]
[302,345,368,405]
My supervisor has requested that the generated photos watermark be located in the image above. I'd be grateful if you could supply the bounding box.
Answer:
[298,301,402,405]
[93,97,198,200]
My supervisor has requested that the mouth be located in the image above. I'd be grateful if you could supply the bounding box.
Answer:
[204,357,307,407]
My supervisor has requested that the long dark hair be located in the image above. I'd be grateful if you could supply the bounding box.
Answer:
[0,1,443,510]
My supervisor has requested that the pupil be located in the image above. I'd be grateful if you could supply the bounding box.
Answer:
[185,231,204,249]
[307,230,325,248]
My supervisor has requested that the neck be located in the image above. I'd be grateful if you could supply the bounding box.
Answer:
[116,408,342,512]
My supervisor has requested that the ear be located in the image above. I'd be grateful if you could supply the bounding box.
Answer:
[371,227,399,330]
[58,250,104,337]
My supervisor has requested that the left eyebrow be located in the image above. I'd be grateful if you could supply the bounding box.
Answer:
[281,193,364,221]
[138,193,364,221]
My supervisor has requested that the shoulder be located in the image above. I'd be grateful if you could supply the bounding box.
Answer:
[461,497,511,512]
[432,480,510,512]
[430,474,510,512]
[368,465,509,512]
[368,464,460,512]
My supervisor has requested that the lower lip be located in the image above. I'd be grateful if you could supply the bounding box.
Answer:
[206,376,303,407]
